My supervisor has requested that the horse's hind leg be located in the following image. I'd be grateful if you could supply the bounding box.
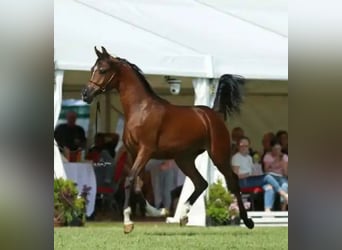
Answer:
[175,156,208,226]
[209,152,254,229]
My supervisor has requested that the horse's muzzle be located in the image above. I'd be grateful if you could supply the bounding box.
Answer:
[81,87,93,104]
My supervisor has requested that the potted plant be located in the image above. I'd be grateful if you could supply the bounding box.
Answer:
[54,178,90,227]
[205,179,240,226]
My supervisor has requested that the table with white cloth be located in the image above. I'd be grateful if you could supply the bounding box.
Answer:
[63,162,97,217]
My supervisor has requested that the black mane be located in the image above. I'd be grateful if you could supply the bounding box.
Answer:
[117,57,168,103]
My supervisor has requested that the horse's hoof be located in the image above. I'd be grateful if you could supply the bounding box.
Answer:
[179,216,188,227]
[244,218,254,229]
[123,223,134,234]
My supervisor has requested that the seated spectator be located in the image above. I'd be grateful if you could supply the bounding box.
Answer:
[87,133,119,159]
[86,133,105,162]
[54,111,87,161]
[231,127,245,154]
[263,138,289,211]
[276,130,288,155]
[231,127,258,156]
[87,133,117,185]
[232,136,288,211]
[260,132,276,172]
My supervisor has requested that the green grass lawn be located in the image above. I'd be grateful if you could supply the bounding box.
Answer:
[54,222,288,250]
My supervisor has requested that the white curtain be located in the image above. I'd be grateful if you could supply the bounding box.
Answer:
[170,78,222,226]
[54,69,66,179]
[207,78,226,188]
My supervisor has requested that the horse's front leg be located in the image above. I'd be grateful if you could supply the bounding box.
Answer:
[123,149,151,234]
[123,176,134,233]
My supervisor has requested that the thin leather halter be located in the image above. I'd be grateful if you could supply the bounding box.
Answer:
[89,71,116,92]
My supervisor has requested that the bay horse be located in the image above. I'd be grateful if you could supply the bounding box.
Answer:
[81,47,254,233]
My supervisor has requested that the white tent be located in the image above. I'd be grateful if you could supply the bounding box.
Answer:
[55,0,287,79]
[54,0,213,77]
[197,0,288,37]
[54,0,288,226]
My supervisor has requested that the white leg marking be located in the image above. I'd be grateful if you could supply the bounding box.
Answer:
[123,207,133,225]
[180,202,191,219]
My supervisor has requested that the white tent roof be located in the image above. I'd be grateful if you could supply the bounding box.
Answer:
[197,0,288,37]
[55,0,287,79]
[54,0,212,77]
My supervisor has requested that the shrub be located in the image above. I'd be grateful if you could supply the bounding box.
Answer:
[54,178,90,226]
[205,179,238,225]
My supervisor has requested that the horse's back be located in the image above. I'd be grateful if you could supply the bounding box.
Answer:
[154,104,228,155]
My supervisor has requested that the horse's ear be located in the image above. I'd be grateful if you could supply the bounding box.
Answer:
[101,46,110,57]
[94,46,102,58]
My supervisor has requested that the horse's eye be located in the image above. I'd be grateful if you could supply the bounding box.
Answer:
[99,68,106,74]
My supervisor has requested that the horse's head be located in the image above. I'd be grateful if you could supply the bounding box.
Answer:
[81,46,122,104]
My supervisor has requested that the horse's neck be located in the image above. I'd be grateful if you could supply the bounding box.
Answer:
[118,77,154,119]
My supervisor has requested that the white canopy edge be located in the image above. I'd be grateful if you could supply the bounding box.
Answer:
[54,0,288,80]
[54,54,214,78]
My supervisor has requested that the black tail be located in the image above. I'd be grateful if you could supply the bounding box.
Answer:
[213,74,244,120]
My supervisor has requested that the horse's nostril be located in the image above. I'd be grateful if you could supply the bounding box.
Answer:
[81,89,88,101]
[81,88,87,96]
